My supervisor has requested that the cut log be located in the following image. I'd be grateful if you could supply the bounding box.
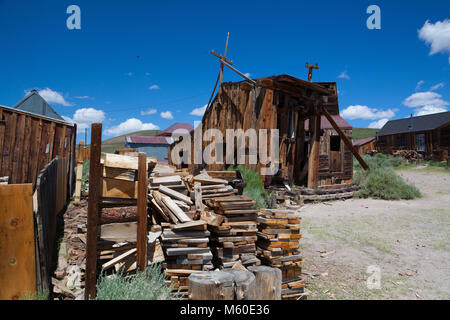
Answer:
[223,269,256,300]
[188,271,235,300]
[247,266,282,300]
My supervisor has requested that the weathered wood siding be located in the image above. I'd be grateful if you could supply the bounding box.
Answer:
[0,106,76,187]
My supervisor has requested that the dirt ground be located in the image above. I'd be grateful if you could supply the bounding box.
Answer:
[301,166,450,300]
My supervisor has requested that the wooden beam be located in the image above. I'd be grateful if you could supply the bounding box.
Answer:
[85,123,102,300]
[307,112,321,189]
[136,152,148,272]
[210,51,233,65]
[322,109,369,170]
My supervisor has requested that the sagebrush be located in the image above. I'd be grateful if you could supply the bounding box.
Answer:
[228,164,268,208]
[354,154,421,200]
[96,263,173,300]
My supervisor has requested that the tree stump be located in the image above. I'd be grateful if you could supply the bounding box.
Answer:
[223,269,256,300]
[188,271,235,300]
[247,266,282,300]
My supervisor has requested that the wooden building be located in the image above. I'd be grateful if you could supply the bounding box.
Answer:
[170,75,365,188]
[0,91,77,187]
[353,137,376,156]
[376,111,450,160]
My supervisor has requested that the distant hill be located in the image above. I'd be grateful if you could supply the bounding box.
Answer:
[352,127,378,141]
[101,129,160,153]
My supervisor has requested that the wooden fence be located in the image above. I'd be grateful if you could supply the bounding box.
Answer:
[0,105,76,189]
[0,157,71,299]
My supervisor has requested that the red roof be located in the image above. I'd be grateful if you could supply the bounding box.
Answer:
[353,137,375,147]
[305,115,352,131]
[158,122,194,136]
[126,135,171,145]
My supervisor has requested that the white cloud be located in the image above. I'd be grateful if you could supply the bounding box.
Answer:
[418,19,450,62]
[160,111,173,119]
[190,104,207,116]
[74,96,93,100]
[104,118,160,136]
[38,88,72,106]
[430,82,444,91]
[338,71,350,80]
[403,91,449,116]
[340,105,396,120]
[368,118,389,129]
[64,108,106,130]
[140,108,157,116]
[149,85,160,90]
[244,73,251,78]
[414,105,447,116]
[416,80,425,91]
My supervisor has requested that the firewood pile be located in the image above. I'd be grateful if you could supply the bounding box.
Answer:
[256,208,305,300]
[393,150,422,161]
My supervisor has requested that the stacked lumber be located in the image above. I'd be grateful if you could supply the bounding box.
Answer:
[160,220,214,299]
[256,208,305,300]
[205,195,260,268]
[192,172,238,199]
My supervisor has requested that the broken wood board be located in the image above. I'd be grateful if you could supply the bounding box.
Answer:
[159,185,193,205]
[161,196,192,223]
[102,177,138,199]
[100,222,137,242]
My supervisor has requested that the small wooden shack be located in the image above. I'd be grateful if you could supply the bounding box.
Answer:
[170,75,365,188]
[0,94,77,187]
[376,111,450,160]
[354,137,376,156]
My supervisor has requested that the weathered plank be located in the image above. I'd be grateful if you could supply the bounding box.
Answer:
[0,184,36,300]
[136,153,148,271]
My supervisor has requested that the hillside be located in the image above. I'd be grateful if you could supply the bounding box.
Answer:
[352,127,378,141]
[101,129,160,153]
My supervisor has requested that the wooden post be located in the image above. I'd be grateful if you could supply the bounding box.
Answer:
[84,124,102,300]
[322,109,369,170]
[136,152,148,271]
[307,112,321,189]
[74,141,84,204]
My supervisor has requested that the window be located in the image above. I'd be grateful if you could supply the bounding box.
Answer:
[330,135,340,151]
[397,136,406,148]
[416,134,425,152]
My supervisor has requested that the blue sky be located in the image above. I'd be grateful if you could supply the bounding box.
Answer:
[0,0,449,140]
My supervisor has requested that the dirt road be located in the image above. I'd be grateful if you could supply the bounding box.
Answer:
[301,167,450,300]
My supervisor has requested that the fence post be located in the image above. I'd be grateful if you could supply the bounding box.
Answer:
[136,152,148,271]
[84,124,102,300]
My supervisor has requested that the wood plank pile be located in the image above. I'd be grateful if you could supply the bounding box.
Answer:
[205,195,260,268]
[256,208,305,300]
[160,220,214,299]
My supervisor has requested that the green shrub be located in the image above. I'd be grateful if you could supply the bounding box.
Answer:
[20,289,49,300]
[355,167,421,200]
[96,263,173,300]
[228,165,268,209]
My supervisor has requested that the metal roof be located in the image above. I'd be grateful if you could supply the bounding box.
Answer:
[304,115,352,131]
[158,122,194,136]
[353,137,375,147]
[376,111,450,136]
[13,90,65,121]
[126,135,171,145]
